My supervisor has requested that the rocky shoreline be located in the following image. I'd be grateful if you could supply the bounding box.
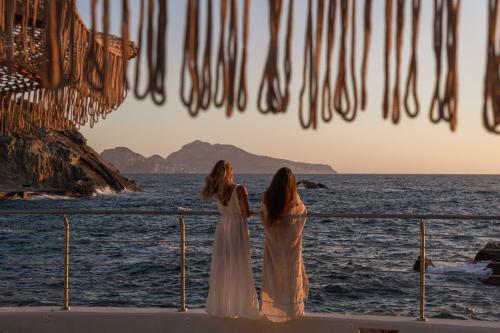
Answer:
[0,127,140,199]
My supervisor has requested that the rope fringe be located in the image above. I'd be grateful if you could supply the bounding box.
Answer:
[3,0,499,134]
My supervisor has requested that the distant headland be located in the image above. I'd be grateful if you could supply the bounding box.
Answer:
[101,140,337,174]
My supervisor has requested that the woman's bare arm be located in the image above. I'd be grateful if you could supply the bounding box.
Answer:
[236,185,252,218]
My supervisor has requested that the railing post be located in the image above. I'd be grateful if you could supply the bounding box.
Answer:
[179,213,187,312]
[63,215,70,310]
[418,220,426,321]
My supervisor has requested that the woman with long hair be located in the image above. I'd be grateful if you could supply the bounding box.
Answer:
[260,167,308,322]
[202,160,259,318]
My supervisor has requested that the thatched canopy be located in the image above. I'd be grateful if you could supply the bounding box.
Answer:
[1,0,499,134]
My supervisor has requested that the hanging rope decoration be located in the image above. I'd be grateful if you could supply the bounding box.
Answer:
[382,0,405,124]
[180,0,202,116]
[0,0,138,134]
[2,0,500,135]
[483,0,500,133]
[180,0,250,117]
[133,0,168,105]
[403,0,421,118]
[325,0,358,123]
[257,0,294,114]
[85,0,109,93]
[212,0,250,116]
[122,0,130,86]
[321,0,337,123]
[360,0,372,111]
[316,0,360,128]
[429,0,461,131]
[299,0,324,129]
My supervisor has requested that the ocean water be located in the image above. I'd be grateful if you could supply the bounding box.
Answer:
[0,174,500,321]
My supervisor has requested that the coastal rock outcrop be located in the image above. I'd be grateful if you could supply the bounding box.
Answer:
[0,127,140,199]
[474,242,500,286]
[297,180,328,189]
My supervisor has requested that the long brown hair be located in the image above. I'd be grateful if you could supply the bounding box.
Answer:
[263,167,298,225]
[201,160,234,206]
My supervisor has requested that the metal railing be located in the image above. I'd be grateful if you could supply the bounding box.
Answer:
[1,209,500,321]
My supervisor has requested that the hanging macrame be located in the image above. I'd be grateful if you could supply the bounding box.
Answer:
[133,0,168,105]
[0,0,137,134]
[3,0,500,135]
[257,0,294,114]
[299,0,324,129]
[300,0,363,129]
[429,0,460,131]
[180,0,250,117]
[483,0,500,133]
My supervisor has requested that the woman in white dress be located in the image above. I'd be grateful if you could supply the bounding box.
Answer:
[260,167,308,323]
[202,160,259,319]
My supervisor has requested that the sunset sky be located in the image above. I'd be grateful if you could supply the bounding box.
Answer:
[78,0,500,174]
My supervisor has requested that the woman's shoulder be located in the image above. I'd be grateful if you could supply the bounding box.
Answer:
[292,194,306,212]
[235,184,248,199]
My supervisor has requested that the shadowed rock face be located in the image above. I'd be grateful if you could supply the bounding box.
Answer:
[474,242,500,286]
[0,128,140,198]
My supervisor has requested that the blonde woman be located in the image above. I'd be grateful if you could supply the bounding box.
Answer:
[260,167,308,322]
[202,160,259,319]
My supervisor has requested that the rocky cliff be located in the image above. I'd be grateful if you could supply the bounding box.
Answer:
[0,128,140,199]
[102,140,337,174]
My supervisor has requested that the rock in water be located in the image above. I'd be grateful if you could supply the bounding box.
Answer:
[0,128,140,198]
[297,180,328,189]
[474,242,500,286]
[412,255,434,272]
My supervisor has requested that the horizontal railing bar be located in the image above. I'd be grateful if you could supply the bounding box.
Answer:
[330,243,419,248]
[320,256,413,261]
[71,239,170,244]
[70,262,170,266]
[315,291,417,296]
[330,232,421,237]
[1,210,500,221]
[426,246,494,251]
[427,284,499,290]
[71,253,175,256]
[429,233,500,239]
[3,228,498,240]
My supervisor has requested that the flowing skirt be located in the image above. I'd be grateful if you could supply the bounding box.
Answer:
[206,215,259,319]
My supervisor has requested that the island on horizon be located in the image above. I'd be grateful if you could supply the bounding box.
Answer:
[101,140,337,175]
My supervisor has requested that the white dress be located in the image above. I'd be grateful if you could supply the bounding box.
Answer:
[260,196,308,323]
[205,186,260,318]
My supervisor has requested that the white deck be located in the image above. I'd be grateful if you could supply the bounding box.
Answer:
[0,307,499,333]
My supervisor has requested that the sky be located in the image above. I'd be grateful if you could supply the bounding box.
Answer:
[77,0,500,174]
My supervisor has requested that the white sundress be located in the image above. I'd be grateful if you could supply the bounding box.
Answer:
[205,185,260,319]
[260,196,309,323]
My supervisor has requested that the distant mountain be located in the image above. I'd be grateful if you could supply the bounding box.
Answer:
[101,140,336,174]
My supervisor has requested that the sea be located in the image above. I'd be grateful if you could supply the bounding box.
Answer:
[0,174,499,321]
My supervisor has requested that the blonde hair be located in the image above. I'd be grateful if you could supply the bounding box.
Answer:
[201,160,234,206]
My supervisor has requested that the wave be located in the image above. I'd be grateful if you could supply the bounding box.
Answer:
[28,194,74,200]
[427,262,492,284]
[0,227,19,233]
[93,186,118,196]
[176,206,193,211]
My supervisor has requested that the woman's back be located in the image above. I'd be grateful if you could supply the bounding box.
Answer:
[206,185,259,318]
[261,195,309,323]
[217,186,242,216]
